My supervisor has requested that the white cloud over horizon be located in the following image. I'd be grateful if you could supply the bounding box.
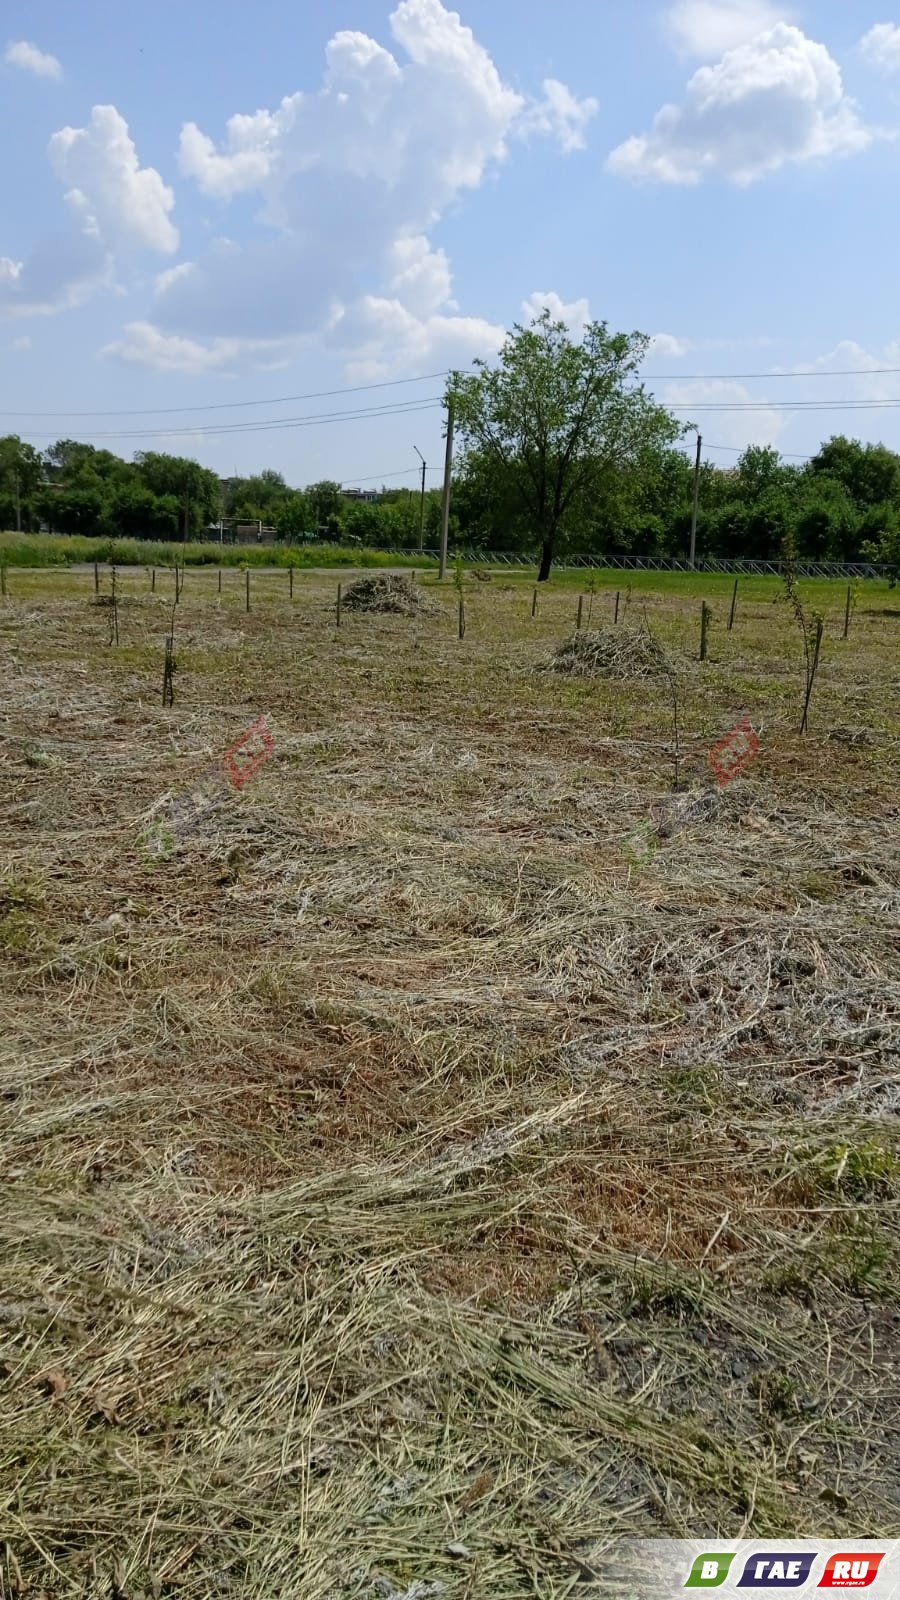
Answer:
[1,104,176,321]
[609,23,871,186]
[521,290,592,336]
[667,0,789,58]
[662,377,786,449]
[114,0,596,375]
[49,105,178,255]
[4,39,62,79]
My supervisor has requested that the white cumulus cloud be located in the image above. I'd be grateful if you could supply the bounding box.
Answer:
[49,105,178,254]
[0,230,110,319]
[100,320,290,375]
[121,0,594,374]
[860,23,900,73]
[662,377,785,449]
[332,295,504,383]
[521,290,592,336]
[667,0,789,58]
[609,23,871,185]
[650,332,692,358]
[519,78,598,152]
[4,39,62,79]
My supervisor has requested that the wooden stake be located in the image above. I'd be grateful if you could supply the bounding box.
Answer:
[728,578,738,632]
[289,565,294,600]
[614,590,620,625]
[245,569,250,613]
[700,601,711,662]
[174,565,180,605]
[0,563,7,598]
[576,594,584,631]
[93,561,100,594]
[217,567,222,594]
[800,617,824,735]
[531,587,538,618]
[458,596,466,640]
[162,636,175,707]
[843,584,851,640]
[336,581,342,627]
[151,566,156,593]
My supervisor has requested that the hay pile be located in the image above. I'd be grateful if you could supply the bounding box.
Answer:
[340,573,440,616]
[549,625,671,680]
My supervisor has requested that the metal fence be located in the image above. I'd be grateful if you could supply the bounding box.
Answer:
[394,550,890,579]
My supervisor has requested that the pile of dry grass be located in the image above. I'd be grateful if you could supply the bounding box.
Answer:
[341,573,440,617]
[549,625,671,680]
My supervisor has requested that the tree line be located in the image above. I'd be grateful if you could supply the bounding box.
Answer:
[2,312,898,576]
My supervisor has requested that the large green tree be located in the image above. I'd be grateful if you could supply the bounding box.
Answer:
[133,452,221,538]
[0,435,42,530]
[450,310,682,580]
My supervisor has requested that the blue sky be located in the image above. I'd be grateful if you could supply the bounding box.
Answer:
[4,0,900,490]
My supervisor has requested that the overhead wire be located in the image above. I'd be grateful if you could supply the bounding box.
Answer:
[17,397,443,444]
[5,358,900,422]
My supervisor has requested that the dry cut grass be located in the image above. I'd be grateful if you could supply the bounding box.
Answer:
[0,564,898,1598]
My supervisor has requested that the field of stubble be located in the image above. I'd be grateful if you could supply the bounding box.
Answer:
[1,563,898,1599]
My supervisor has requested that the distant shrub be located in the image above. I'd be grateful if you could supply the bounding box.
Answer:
[0,532,438,571]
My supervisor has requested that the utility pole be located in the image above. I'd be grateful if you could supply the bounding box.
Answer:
[439,395,455,582]
[414,446,427,552]
[13,469,20,533]
[689,429,702,570]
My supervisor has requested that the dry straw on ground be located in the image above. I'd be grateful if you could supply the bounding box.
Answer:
[0,565,898,1598]
[341,573,441,616]
[549,625,671,680]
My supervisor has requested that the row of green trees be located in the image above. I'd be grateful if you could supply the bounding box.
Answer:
[0,437,223,542]
[2,311,898,575]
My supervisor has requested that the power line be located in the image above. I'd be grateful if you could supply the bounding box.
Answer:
[0,370,450,420]
[703,441,813,461]
[645,364,900,381]
[18,397,443,444]
[342,465,443,485]
[668,398,900,412]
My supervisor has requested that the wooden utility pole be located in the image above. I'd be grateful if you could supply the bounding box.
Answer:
[439,396,455,582]
[689,431,702,570]
[414,447,427,552]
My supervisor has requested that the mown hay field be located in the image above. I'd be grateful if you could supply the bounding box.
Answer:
[1,564,899,1599]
